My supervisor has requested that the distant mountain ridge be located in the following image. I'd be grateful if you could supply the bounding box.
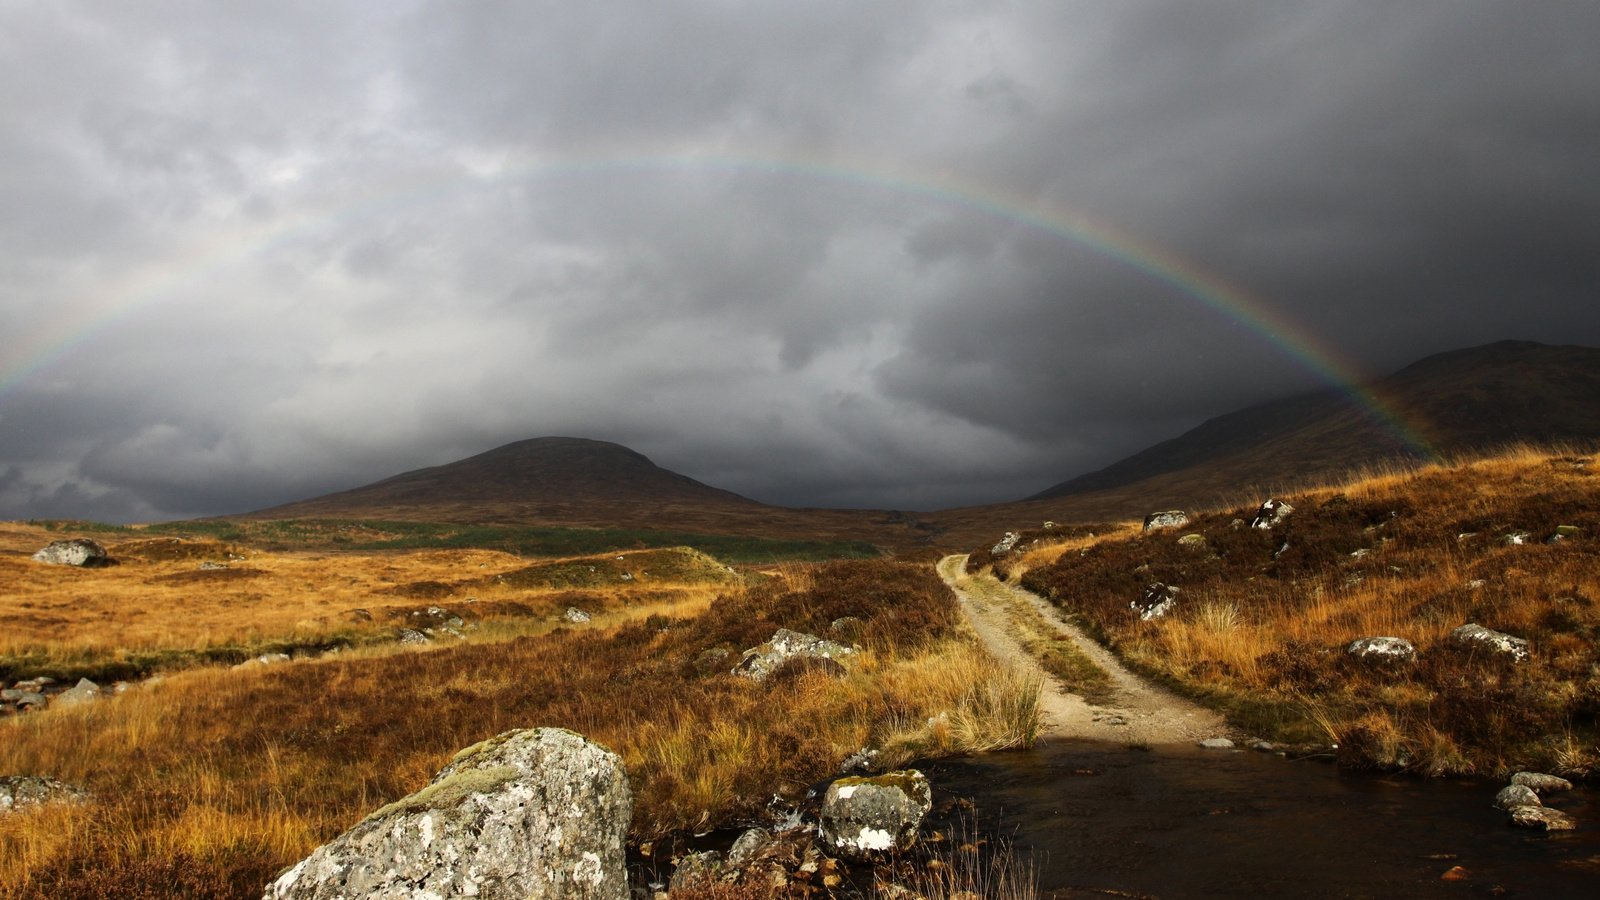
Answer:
[1028,340,1600,503]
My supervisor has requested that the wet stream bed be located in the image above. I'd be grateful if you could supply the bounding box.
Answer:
[923,739,1597,899]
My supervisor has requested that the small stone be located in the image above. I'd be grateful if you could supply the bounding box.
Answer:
[1440,866,1471,882]
[1177,533,1208,551]
[727,828,771,867]
[1250,499,1294,529]
[1198,738,1236,750]
[1493,784,1540,810]
[1143,510,1190,531]
[0,775,89,814]
[668,851,726,892]
[396,628,430,645]
[562,607,592,624]
[1510,772,1573,794]
[1346,636,1417,663]
[1132,583,1179,621]
[1509,805,1577,831]
[1502,531,1532,546]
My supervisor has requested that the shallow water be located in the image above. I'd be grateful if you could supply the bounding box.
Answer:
[923,740,1597,899]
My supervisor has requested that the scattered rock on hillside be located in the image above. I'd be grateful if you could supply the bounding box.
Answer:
[1502,531,1533,546]
[265,728,631,900]
[1143,510,1189,531]
[0,775,88,814]
[1510,805,1577,831]
[1493,784,1540,811]
[31,538,109,567]
[52,678,102,707]
[828,616,864,641]
[1511,772,1573,794]
[668,850,727,892]
[733,629,855,683]
[694,647,732,674]
[1249,499,1294,529]
[1132,583,1180,621]
[396,628,431,645]
[1547,525,1581,544]
[991,532,1021,556]
[234,653,292,670]
[1198,738,1236,750]
[1450,623,1530,662]
[1177,533,1209,552]
[819,770,932,862]
[1346,636,1417,664]
[563,607,592,624]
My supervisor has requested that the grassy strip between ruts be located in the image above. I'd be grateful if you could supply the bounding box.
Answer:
[0,558,1039,899]
[951,566,1114,705]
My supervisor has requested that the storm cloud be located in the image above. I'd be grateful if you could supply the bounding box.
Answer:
[3,1,1599,520]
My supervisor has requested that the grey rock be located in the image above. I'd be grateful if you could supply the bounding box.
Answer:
[1493,783,1540,810]
[839,746,880,775]
[668,851,726,892]
[396,628,430,645]
[198,561,229,570]
[693,647,732,674]
[0,775,88,814]
[265,728,631,900]
[733,629,855,683]
[827,616,864,640]
[1346,636,1417,664]
[14,693,46,711]
[1132,583,1179,621]
[1509,805,1577,831]
[1177,533,1209,551]
[31,538,109,567]
[1198,738,1236,750]
[1250,499,1294,529]
[1511,772,1573,794]
[1451,623,1530,662]
[819,770,932,862]
[1502,531,1532,546]
[53,678,102,706]
[0,689,20,702]
[1143,510,1190,531]
[563,607,592,624]
[727,828,771,867]
[991,532,1021,556]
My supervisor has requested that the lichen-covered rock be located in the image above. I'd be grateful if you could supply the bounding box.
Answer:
[0,775,88,814]
[819,770,932,862]
[1510,772,1573,794]
[1143,510,1189,531]
[1493,783,1540,811]
[396,628,431,645]
[52,678,102,707]
[1249,499,1294,529]
[563,607,592,624]
[1502,531,1533,546]
[1132,583,1179,621]
[733,629,854,683]
[1509,805,1577,831]
[1346,636,1416,664]
[31,539,109,567]
[1177,533,1209,552]
[264,728,631,900]
[668,850,726,892]
[1450,623,1530,662]
[991,532,1021,556]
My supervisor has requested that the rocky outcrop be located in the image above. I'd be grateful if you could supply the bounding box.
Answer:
[1511,771,1572,794]
[1346,636,1416,664]
[818,770,932,862]
[1143,510,1189,531]
[1450,623,1530,661]
[31,538,109,567]
[0,775,88,814]
[1494,773,1578,830]
[733,629,855,683]
[1132,583,1179,621]
[1249,499,1294,529]
[991,532,1021,556]
[265,728,631,900]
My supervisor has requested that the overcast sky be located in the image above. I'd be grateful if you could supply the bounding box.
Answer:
[3,1,1599,521]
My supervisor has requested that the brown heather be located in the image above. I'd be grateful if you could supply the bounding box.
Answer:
[1010,446,1600,776]
[0,551,1038,898]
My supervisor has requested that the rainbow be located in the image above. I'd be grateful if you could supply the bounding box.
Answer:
[0,150,1437,458]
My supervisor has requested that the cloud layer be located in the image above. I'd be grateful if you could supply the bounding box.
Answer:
[4,1,1599,520]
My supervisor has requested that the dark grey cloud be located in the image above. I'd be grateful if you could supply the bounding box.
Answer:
[3,1,1599,521]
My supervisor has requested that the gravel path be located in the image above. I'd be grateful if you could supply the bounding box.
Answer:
[938,554,1228,746]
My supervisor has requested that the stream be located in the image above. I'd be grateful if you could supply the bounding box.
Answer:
[924,740,1597,899]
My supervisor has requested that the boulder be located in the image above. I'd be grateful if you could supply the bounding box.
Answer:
[991,532,1021,556]
[0,775,88,814]
[1511,772,1573,794]
[396,629,431,645]
[1509,805,1577,831]
[1346,637,1416,664]
[1132,583,1179,621]
[819,771,932,862]
[733,629,854,683]
[53,678,102,707]
[31,538,109,567]
[1450,624,1530,662]
[265,728,631,900]
[1249,499,1294,529]
[1493,784,1540,811]
[1143,510,1189,531]
[563,607,592,624]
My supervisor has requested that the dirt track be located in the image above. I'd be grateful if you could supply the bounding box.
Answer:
[938,554,1227,746]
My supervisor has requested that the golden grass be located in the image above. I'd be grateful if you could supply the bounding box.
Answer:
[0,558,1037,898]
[1021,447,1600,776]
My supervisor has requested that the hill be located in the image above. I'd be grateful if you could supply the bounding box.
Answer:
[1024,340,1600,510]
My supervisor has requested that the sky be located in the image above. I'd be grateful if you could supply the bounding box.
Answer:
[3,1,1599,521]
